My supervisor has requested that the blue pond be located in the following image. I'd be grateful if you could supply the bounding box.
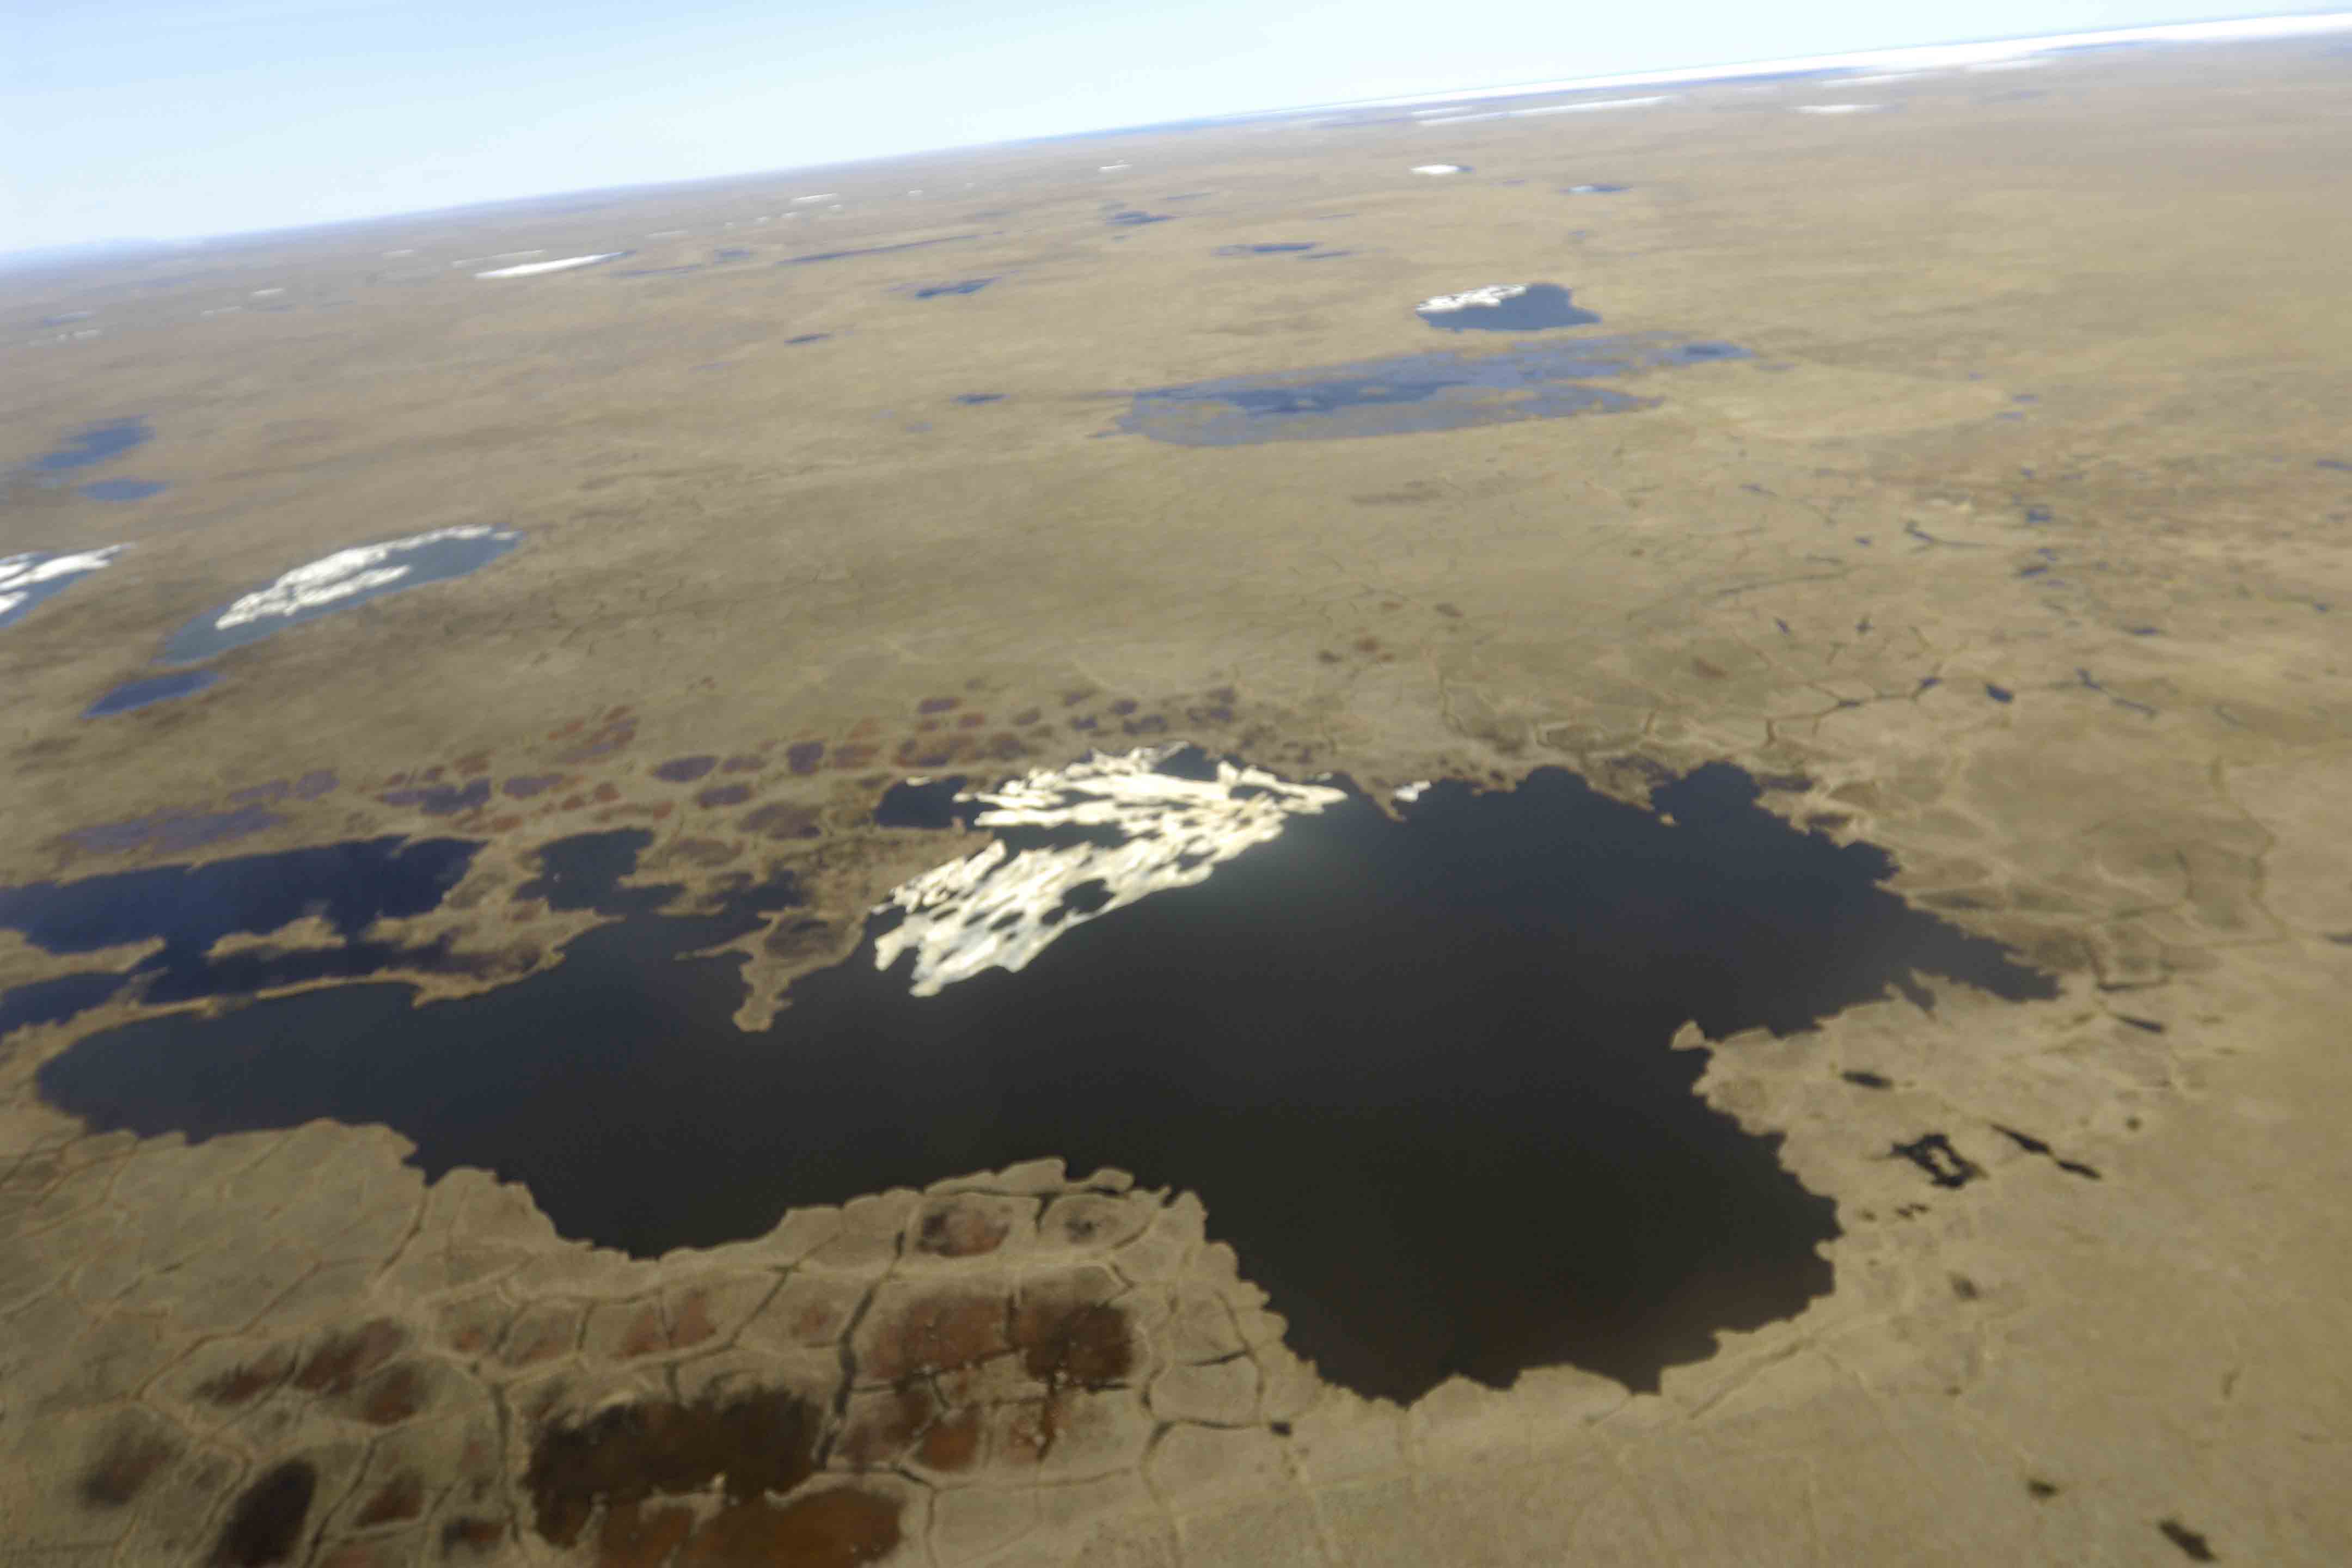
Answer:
[1119,334,1750,446]
[158,529,523,665]
[84,670,219,718]
[31,418,152,473]
[0,551,120,631]
[1419,283,1600,333]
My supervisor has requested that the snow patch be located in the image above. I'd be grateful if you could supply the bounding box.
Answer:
[210,526,516,631]
[1417,283,1526,314]
[474,253,624,279]
[0,546,125,621]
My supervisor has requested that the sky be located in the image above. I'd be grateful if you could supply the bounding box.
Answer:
[3,2,2343,250]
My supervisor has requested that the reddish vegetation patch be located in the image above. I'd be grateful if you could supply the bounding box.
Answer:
[353,1471,425,1527]
[740,803,820,840]
[455,752,492,776]
[198,1352,292,1407]
[491,814,523,832]
[839,1386,935,1468]
[524,1388,825,1550]
[917,696,960,714]
[916,1408,982,1472]
[1015,1291,1135,1390]
[722,754,764,774]
[617,1306,667,1359]
[677,1492,901,1568]
[955,712,987,729]
[915,1200,1011,1258]
[500,1313,577,1369]
[503,773,564,799]
[593,782,621,804]
[862,1293,1008,1382]
[597,1502,695,1568]
[560,795,587,811]
[212,1460,317,1567]
[358,1363,428,1425]
[830,743,878,769]
[785,741,826,775]
[78,1423,177,1508]
[696,783,753,809]
[293,1320,406,1396]
[1010,708,1042,726]
[653,756,718,784]
[671,1292,719,1348]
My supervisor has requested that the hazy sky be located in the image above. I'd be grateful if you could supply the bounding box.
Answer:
[3,2,2338,248]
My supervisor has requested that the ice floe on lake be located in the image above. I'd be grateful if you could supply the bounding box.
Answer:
[160,525,522,661]
[872,746,1346,996]
[0,547,127,627]
[474,253,624,279]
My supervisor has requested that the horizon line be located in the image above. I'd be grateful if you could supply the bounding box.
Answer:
[11,6,2348,262]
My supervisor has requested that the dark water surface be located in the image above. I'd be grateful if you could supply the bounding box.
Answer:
[34,759,2056,1400]
[2,837,477,1039]
[83,669,219,717]
[1120,334,1750,445]
[158,530,522,664]
[30,418,152,473]
[1418,283,1600,332]
[0,552,120,630]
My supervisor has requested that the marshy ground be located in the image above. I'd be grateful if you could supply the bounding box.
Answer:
[3,32,2350,1568]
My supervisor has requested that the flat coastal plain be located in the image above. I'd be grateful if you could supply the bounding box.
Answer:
[3,35,2350,1568]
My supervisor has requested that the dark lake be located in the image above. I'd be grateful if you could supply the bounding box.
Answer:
[29,754,2056,1401]
[158,528,522,664]
[83,669,219,718]
[1119,334,1751,445]
[30,418,151,473]
[1417,283,1600,332]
